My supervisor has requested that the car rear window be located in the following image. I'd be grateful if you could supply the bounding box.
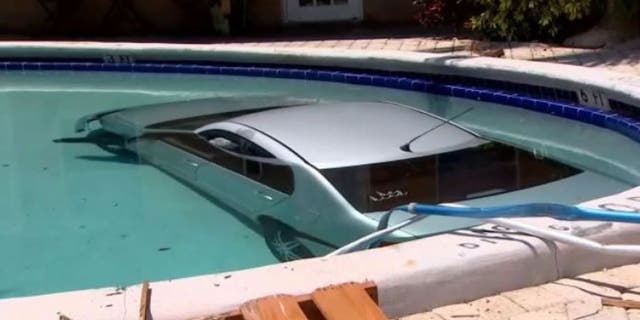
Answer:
[321,142,581,212]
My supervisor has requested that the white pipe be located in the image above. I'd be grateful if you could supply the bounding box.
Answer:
[326,215,426,256]
[489,218,640,256]
[328,215,640,257]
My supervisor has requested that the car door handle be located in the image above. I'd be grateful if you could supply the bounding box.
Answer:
[255,190,273,201]
[183,158,199,167]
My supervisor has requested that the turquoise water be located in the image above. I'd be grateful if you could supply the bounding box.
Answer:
[0,71,639,298]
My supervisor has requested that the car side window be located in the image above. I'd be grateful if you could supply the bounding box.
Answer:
[199,129,295,194]
[156,133,216,161]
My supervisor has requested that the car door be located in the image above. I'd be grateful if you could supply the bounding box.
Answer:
[195,129,293,216]
[144,134,209,183]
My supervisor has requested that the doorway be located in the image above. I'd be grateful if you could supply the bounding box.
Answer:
[284,0,363,23]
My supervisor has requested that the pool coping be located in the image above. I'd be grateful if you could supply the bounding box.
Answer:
[1,42,640,319]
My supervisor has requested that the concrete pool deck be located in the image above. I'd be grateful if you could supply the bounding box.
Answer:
[400,263,640,320]
[208,36,640,77]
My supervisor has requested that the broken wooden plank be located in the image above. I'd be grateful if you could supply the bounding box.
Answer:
[139,281,151,320]
[312,283,388,320]
[240,295,308,320]
[602,297,640,309]
[210,281,377,320]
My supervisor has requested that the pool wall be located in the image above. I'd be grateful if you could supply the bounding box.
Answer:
[2,42,640,319]
[1,43,639,143]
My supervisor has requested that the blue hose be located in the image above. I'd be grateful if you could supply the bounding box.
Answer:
[393,203,640,224]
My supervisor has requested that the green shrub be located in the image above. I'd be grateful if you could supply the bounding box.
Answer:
[470,0,599,41]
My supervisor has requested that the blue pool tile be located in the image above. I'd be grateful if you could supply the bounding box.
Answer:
[431,84,452,95]
[22,62,37,70]
[205,65,221,74]
[507,95,525,108]
[631,124,640,140]
[450,86,465,98]
[563,105,580,120]
[219,66,233,75]
[357,74,373,85]
[148,63,163,72]
[519,97,538,110]
[151,63,168,72]
[250,67,266,77]
[492,92,511,104]
[226,66,241,75]
[591,112,608,126]
[191,65,208,74]
[262,68,278,77]
[317,71,332,81]
[344,73,358,84]
[6,62,22,70]
[577,108,594,123]
[604,115,625,131]
[274,68,289,78]
[372,76,386,86]
[244,67,259,76]
[240,67,255,76]
[290,69,305,79]
[396,78,411,90]
[533,100,550,112]
[411,80,428,91]
[331,72,346,82]
[35,62,50,70]
[58,62,75,71]
[75,63,91,71]
[85,62,104,71]
[102,63,120,72]
[547,102,564,115]
[466,88,483,100]
[384,77,400,88]
[304,69,318,80]
[36,62,51,71]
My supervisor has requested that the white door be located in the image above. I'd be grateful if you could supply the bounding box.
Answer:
[284,0,363,23]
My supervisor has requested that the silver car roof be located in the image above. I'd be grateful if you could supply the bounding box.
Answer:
[229,102,487,169]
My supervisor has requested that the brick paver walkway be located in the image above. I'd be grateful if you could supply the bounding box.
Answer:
[224,36,640,76]
[398,263,640,320]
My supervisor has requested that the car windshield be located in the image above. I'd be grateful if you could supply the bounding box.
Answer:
[320,142,582,213]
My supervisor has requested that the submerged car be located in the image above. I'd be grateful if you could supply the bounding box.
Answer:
[76,96,586,260]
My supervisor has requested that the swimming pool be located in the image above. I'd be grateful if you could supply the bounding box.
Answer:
[0,69,637,299]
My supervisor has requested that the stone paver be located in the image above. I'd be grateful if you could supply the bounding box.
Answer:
[582,306,628,320]
[399,312,445,320]
[432,303,482,320]
[501,286,567,311]
[469,296,526,319]
[217,35,640,76]
[604,265,640,289]
[555,278,622,299]
[566,296,601,320]
[510,305,568,320]
[398,264,640,320]
[541,283,593,302]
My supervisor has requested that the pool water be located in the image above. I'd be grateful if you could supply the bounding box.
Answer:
[0,71,638,298]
